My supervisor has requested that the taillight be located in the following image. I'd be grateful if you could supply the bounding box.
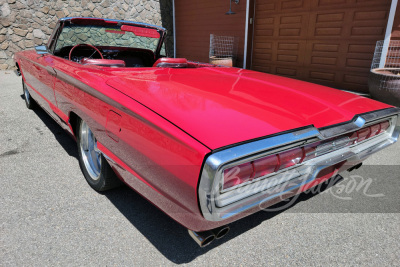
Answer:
[223,162,253,189]
[303,142,321,161]
[379,121,390,133]
[253,155,279,179]
[278,148,304,170]
[369,123,381,138]
[357,127,371,142]
[222,119,390,190]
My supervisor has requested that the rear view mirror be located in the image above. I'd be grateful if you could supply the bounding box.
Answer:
[35,45,48,55]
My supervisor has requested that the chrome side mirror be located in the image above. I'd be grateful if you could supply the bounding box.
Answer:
[35,45,48,55]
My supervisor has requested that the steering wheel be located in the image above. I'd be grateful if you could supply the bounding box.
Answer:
[69,43,104,61]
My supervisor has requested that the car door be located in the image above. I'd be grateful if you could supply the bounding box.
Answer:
[29,54,57,105]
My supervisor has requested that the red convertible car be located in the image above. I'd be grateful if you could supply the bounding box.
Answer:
[14,17,400,247]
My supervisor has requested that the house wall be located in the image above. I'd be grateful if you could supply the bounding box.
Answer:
[174,0,247,67]
[0,0,173,70]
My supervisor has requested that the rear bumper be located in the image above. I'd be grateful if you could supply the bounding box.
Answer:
[198,108,400,223]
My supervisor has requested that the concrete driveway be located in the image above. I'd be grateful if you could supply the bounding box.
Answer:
[1,71,399,266]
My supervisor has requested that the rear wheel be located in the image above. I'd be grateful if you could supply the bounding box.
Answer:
[77,119,121,191]
[22,80,36,109]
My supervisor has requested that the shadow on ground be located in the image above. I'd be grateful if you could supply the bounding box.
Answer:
[28,96,343,263]
[21,94,78,158]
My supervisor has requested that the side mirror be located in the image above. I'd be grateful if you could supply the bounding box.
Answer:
[35,45,48,55]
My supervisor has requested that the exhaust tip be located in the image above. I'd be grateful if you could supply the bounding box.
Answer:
[214,226,230,239]
[188,230,215,247]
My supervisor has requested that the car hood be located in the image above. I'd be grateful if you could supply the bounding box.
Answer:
[106,67,391,149]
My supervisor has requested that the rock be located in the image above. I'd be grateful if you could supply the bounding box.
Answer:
[11,34,22,42]
[81,10,91,17]
[35,11,44,18]
[0,64,8,70]
[41,6,49,14]
[15,23,28,30]
[26,32,33,39]
[55,0,63,9]
[1,41,9,50]
[49,9,55,15]
[7,0,16,3]
[87,2,95,11]
[14,28,28,36]
[0,50,7,59]
[101,0,109,8]
[34,37,43,45]
[93,8,101,17]
[0,34,5,42]
[25,39,34,48]
[56,10,64,18]
[0,28,6,34]
[0,18,11,27]
[41,26,52,35]
[33,17,43,25]
[1,3,11,17]
[33,29,45,39]
[17,40,25,49]
[102,7,111,14]
[136,4,144,13]
[81,0,88,7]
[16,2,25,9]
[62,8,69,16]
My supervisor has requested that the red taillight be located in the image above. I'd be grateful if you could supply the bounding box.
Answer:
[379,121,390,133]
[303,142,319,161]
[369,123,381,138]
[278,147,304,170]
[223,162,253,189]
[253,155,279,179]
[222,120,390,190]
[357,127,371,142]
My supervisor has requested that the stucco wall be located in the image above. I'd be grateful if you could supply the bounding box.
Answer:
[0,0,173,70]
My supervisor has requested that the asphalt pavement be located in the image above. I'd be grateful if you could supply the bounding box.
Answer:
[1,70,399,266]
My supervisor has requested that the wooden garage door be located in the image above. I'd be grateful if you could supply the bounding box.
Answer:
[251,0,391,92]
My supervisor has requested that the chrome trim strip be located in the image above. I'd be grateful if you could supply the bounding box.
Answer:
[319,107,400,139]
[198,108,400,222]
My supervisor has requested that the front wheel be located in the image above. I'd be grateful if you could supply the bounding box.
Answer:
[22,80,36,109]
[77,119,121,191]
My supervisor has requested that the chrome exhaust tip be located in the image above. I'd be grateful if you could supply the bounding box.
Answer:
[188,230,215,247]
[212,226,230,239]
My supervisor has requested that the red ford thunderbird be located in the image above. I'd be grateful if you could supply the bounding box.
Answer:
[14,17,400,247]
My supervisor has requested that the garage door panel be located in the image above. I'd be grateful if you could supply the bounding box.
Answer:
[279,0,310,11]
[252,0,391,92]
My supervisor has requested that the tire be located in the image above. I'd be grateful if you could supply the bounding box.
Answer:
[77,119,121,191]
[22,79,36,109]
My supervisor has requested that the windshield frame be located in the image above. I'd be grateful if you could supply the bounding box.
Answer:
[52,17,167,57]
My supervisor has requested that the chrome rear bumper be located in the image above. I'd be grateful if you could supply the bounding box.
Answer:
[198,108,400,222]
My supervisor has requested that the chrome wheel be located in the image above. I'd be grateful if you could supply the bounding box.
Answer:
[79,120,102,180]
[22,80,36,109]
[24,84,31,105]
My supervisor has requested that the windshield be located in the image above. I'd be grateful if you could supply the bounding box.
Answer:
[55,24,161,52]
